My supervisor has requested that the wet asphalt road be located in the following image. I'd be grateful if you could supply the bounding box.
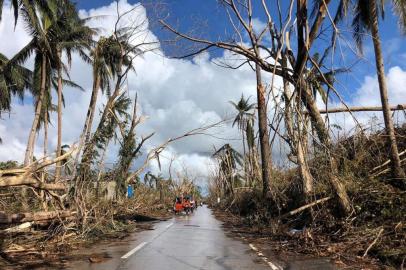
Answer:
[118,206,270,270]
[70,206,270,270]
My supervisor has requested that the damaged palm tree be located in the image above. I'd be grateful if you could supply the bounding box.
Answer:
[73,4,160,226]
[114,94,154,197]
[213,144,243,196]
[230,95,259,187]
[78,5,158,185]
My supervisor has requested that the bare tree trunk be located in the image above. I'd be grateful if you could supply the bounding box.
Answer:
[81,74,121,168]
[0,210,74,224]
[24,56,47,166]
[317,104,406,114]
[255,63,272,197]
[70,75,101,184]
[22,56,47,208]
[82,75,101,146]
[95,145,108,199]
[41,113,48,211]
[241,131,250,187]
[282,56,313,197]
[55,49,63,182]
[43,114,48,158]
[295,0,351,213]
[369,1,406,189]
[296,140,312,195]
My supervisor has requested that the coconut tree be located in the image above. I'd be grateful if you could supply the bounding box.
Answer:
[80,35,123,153]
[80,27,140,175]
[10,1,86,166]
[0,0,55,25]
[0,53,32,113]
[52,1,94,181]
[230,94,256,185]
[230,94,255,152]
[336,0,406,189]
[213,143,243,195]
[356,0,406,188]
[0,53,32,146]
[7,3,58,166]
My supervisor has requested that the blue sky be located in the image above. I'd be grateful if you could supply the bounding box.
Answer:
[75,0,406,102]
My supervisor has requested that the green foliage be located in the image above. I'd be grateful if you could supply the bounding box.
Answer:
[229,94,256,133]
[0,160,19,170]
[115,126,142,195]
[0,53,32,114]
[2,0,93,124]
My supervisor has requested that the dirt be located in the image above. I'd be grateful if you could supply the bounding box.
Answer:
[212,209,390,270]
[0,210,172,269]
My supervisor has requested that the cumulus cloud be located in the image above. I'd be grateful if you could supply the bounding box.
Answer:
[0,0,256,185]
[325,66,406,137]
[1,0,405,187]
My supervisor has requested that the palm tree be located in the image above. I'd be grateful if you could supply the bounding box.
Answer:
[52,1,94,181]
[0,0,56,28]
[345,0,406,189]
[230,94,256,150]
[8,3,58,166]
[80,29,137,174]
[0,53,32,113]
[213,144,243,195]
[80,35,122,153]
[230,94,256,185]
[10,1,87,166]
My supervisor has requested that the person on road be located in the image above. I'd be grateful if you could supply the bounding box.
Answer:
[183,197,191,214]
[174,197,183,214]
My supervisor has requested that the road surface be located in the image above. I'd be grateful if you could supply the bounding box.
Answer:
[69,206,336,270]
[69,206,271,269]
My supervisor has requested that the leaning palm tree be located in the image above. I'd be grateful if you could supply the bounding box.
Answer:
[80,35,122,152]
[80,27,139,174]
[347,0,406,189]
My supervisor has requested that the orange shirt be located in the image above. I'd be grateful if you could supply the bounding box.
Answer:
[175,203,183,211]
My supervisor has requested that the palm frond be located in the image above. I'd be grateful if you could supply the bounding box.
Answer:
[62,78,84,91]
[393,0,406,33]
[352,0,372,55]
[9,39,36,66]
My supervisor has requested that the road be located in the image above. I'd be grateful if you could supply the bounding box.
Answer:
[68,206,336,270]
[69,206,272,270]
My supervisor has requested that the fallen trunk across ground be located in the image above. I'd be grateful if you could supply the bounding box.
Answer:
[0,210,74,224]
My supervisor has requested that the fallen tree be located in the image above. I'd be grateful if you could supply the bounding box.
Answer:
[0,176,66,190]
[0,210,75,224]
[317,104,406,114]
[0,146,75,191]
